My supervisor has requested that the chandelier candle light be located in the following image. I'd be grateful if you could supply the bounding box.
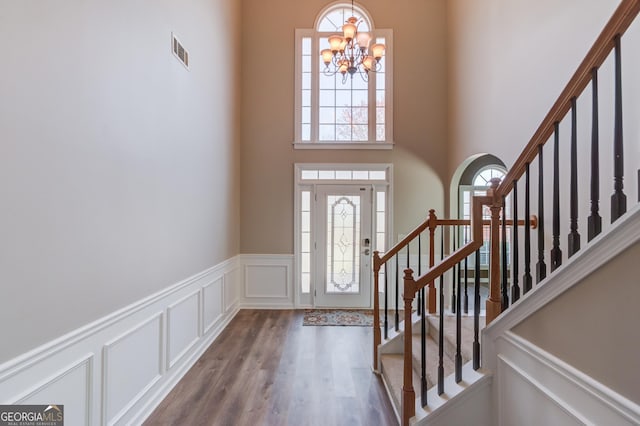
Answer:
[320,1,385,83]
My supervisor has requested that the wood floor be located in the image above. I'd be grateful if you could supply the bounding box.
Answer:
[144,310,398,426]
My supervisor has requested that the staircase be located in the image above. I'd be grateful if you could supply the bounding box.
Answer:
[372,1,640,424]
[380,313,482,410]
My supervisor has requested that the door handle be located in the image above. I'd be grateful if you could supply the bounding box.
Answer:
[363,249,370,255]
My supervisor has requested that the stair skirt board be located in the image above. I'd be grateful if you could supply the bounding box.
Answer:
[415,365,492,426]
[380,358,403,424]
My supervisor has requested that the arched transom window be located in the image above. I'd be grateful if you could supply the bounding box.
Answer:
[460,164,508,266]
[294,2,393,148]
[317,4,371,32]
[473,166,506,188]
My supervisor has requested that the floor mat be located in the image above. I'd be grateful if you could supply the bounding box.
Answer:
[302,309,374,326]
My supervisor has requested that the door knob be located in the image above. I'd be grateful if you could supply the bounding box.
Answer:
[363,249,370,255]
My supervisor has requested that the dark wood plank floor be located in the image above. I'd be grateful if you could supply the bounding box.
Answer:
[144,310,398,426]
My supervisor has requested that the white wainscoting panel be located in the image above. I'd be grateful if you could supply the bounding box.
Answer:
[103,314,163,425]
[203,277,224,334]
[494,332,640,426]
[497,356,583,426]
[479,208,640,425]
[166,291,201,369]
[16,355,93,426]
[0,256,240,426]
[224,268,239,312]
[241,255,294,308]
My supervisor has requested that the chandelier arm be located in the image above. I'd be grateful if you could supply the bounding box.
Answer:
[320,5,386,84]
[323,68,338,77]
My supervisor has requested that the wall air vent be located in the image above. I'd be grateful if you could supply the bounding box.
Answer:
[171,32,189,69]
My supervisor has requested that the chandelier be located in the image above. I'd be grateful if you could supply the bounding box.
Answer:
[320,1,386,83]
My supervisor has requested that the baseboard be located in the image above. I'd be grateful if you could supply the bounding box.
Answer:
[0,257,240,425]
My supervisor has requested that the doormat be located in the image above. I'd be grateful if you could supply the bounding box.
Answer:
[302,309,374,326]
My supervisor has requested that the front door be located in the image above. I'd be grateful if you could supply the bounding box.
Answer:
[315,185,372,308]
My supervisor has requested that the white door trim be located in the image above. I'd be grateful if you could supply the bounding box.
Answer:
[293,163,393,308]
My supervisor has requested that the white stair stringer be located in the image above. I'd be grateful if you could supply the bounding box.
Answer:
[413,363,492,426]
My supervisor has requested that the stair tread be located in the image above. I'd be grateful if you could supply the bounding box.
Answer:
[426,314,484,364]
[411,334,455,387]
[380,353,421,410]
[379,313,486,413]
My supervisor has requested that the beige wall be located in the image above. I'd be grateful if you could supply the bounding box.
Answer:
[446,0,640,284]
[513,240,640,404]
[240,0,449,254]
[0,0,241,363]
[446,0,623,178]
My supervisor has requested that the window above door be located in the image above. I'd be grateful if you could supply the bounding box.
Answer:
[293,3,393,150]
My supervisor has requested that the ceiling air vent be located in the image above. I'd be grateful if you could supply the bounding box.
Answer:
[171,32,189,69]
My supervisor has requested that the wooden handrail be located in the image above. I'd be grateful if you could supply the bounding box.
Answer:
[409,195,495,294]
[376,216,537,266]
[392,3,640,423]
[377,218,431,265]
[372,205,536,370]
[496,0,640,198]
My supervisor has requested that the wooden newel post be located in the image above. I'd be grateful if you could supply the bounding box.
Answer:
[402,268,416,426]
[427,210,437,314]
[486,178,503,325]
[373,251,382,372]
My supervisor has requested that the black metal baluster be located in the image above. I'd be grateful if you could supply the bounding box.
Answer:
[551,122,563,271]
[455,244,462,383]
[417,236,421,316]
[384,262,388,339]
[451,227,457,314]
[611,34,627,222]
[473,248,480,370]
[537,145,547,283]
[395,254,399,331]
[523,163,533,293]
[501,197,509,309]
[568,97,581,257]
[464,253,469,315]
[464,224,469,314]
[588,68,602,241]
[512,181,520,303]
[438,230,444,395]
